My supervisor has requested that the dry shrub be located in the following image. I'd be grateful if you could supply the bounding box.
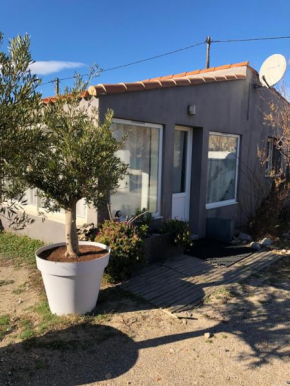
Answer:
[246,83,290,239]
[246,175,290,238]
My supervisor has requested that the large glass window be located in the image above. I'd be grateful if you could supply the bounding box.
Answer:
[206,133,239,207]
[111,120,162,218]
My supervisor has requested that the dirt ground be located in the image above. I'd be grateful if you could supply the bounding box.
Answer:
[1,256,290,386]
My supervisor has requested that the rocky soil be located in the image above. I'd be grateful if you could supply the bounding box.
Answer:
[0,256,290,386]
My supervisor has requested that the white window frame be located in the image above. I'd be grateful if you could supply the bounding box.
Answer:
[23,188,88,224]
[172,126,193,221]
[112,118,163,218]
[206,132,240,210]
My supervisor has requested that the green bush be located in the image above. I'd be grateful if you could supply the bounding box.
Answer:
[95,220,147,283]
[161,219,193,249]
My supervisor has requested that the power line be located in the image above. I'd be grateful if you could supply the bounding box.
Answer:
[212,35,290,43]
[100,41,206,73]
[38,40,206,87]
[38,35,290,89]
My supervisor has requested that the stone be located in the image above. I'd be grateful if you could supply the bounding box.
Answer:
[260,238,272,246]
[238,232,252,242]
[204,332,211,340]
[231,238,241,245]
[105,373,112,380]
[250,242,261,251]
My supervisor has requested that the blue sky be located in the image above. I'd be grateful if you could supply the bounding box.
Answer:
[1,0,290,96]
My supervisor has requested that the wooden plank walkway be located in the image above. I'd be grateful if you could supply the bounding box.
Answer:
[120,251,284,315]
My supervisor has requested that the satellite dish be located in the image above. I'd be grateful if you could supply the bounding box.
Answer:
[259,54,287,88]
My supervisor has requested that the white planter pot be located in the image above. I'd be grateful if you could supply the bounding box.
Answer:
[36,241,110,316]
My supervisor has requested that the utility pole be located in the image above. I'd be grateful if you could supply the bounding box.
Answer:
[55,77,60,95]
[206,36,212,69]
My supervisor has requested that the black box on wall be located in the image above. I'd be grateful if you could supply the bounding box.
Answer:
[206,218,234,243]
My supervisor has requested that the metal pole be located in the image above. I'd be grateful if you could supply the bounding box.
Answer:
[206,36,212,69]
[55,78,60,95]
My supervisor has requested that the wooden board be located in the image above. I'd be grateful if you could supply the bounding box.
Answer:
[120,251,284,315]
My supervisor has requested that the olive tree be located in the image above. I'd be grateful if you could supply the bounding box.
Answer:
[0,33,42,227]
[20,72,128,258]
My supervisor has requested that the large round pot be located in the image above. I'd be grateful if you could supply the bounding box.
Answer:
[36,241,110,315]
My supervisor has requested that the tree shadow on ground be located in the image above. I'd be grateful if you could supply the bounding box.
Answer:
[99,258,290,370]
[214,259,290,369]
[2,281,290,386]
[0,323,138,386]
[1,260,290,385]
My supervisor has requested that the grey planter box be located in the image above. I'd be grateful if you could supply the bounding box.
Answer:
[143,232,184,264]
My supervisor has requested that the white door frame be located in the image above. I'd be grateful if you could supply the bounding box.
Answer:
[172,125,193,221]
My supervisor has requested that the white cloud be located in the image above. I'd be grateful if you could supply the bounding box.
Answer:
[29,61,86,75]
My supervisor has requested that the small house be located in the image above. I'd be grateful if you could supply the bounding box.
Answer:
[10,61,283,243]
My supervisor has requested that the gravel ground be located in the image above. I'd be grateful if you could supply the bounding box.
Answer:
[1,257,290,386]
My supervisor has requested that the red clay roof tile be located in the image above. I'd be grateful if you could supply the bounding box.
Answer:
[159,79,177,87]
[86,61,250,96]
[184,70,201,76]
[44,62,252,101]
[231,61,248,68]
[214,64,232,70]
[189,78,206,85]
[199,67,216,74]
[142,80,163,90]
[100,84,127,94]
[123,82,146,92]
[159,74,174,80]
[172,71,188,78]
[174,78,191,86]
[214,75,228,82]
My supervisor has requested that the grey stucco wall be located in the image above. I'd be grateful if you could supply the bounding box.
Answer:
[98,69,277,237]
[2,215,66,244]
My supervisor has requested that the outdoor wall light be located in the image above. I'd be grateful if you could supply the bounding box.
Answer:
[188,105,196,115]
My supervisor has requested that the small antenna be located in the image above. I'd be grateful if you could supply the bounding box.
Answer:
[206,36,212,68]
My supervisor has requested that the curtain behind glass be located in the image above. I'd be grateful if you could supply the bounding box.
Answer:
[111,123,160,217]
[206,134,238,204]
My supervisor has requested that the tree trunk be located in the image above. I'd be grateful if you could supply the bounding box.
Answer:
[65,199,79,258]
